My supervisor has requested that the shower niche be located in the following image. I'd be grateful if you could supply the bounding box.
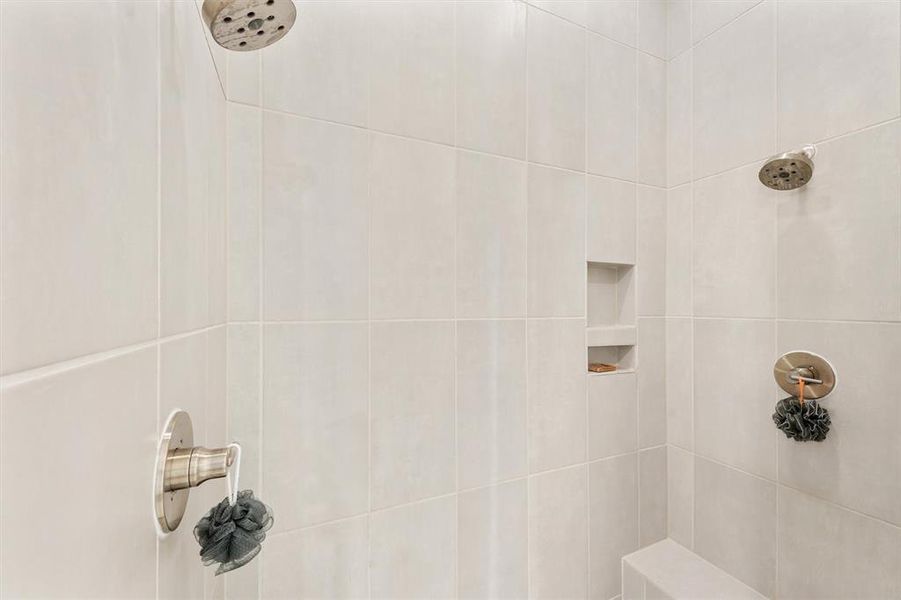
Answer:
[586,261,636,373]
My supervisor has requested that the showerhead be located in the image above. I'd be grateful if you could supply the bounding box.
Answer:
[202,0,296,52]
[758,145,816,191]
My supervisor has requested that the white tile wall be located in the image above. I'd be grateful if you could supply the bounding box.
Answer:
[664,0,901,596]
[0,1,228,597]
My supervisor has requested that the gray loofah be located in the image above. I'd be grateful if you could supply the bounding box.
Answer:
[194,490,274,575]
[772,396,831,442]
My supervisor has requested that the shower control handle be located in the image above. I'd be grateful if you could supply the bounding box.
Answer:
[164,445,235,492]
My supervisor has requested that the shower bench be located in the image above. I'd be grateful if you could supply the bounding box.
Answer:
[623,539,766,600]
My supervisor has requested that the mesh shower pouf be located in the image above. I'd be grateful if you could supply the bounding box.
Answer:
[194,490,274,574]
[772,396,831,442]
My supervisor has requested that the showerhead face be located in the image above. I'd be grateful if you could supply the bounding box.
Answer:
[758,149,815,191]
[202,0,296,52]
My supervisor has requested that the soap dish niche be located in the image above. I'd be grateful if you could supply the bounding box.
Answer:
[588,345,635,374]
[587,262,635,327]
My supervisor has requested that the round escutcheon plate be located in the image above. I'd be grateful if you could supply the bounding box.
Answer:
[773,351,837,400]
[154,410,194,535]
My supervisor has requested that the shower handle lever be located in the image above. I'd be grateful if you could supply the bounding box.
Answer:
[163,445,236,492]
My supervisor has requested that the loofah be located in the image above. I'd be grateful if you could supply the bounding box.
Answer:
[772,396,831,442]
[194,490,274,575]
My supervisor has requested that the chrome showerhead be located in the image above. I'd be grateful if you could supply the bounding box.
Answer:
[202,0,296,52]
[758,145,816,191]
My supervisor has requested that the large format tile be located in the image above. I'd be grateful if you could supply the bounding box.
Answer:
[368,0,454,143]
[527,165,585,317]
[666,184,691,316]
[370,134,455,319]
[667,53,691,187]
[637,186,666,316]
[227,325,261,493]
[0,350,157,598]
[227,103,261,322]
[778,321,901,526]
[456,151,527,318]
[777,0,900,149]
[529,0,585,25]
[527,6,585,171]
[371,321,455,508]
[667,0,691,58]
[638,0,667,58]
[693,163,775,318]
[587,176,636,265]
[457,320,528,489]
[637,53,667,187]
[587,34,637,181]
[263,324,369,530]
[531,465,589,600]
[456,0,527,158]
[777,122,901,322]
[665,318,693,451]
[0,0,157,373]
[262,0,369,127]
[585,0,636,47]
[371,496,457,600]
[692,0,762,44]
[589,455,640,600]
[693,2,775,178]
[640,447,667,546]
[458,480,529,599]
[160,0,227,336]
[667,445,693,548]
[694,319,778,479]
[588,372,638,460]
[263,113,369,321]
[777,487,901,599]
[694,458,777,597]
[263,517,369,600]
[527,319,587,472]
[638,318,666,448]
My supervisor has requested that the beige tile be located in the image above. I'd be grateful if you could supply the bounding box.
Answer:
[638,0,667,58]
[531,465,590,600]
[694,458,777,597]
[371,321,455,508]
[0,349,157,598]
[456,0,527,158]
[263,517,369,599]
[667,53,691,188]
[622,562,644,600]
[589,372,638,460]
[666,184,691,316]
[263,0,369,127]
[667,0,691,58]
[777,122,901,322]
[528,319,587,472]
[693,163,775,318]
[262,112,369,321]
[370,134,456,319]
[693,2,775,178]
[637,54,667,187]
[777,486,901,599]
[527,165,586,317]
[263,323,368,529]
[458,480,529,599]
[640,447,667,545]
[371,496,457,599]
[637,186,666,316]
[227,103,261,322]
[587,35,637,181]
[589,455,640,600]
[637,318,666,448]
[457,320,528,489]
[368,0,454,143]
[227,325,261,493]
[161,0,227,336]
[666,446,693,548]
[777,320,901,525]
[694,319,778,479]
[456,151,527,318]
[777,0,900,149]
[529,0,586,25]
[586,0,637,47]
[527,6,586,171]
[587,176,636,265]
[226,48,259,105]
[692,0,762,44]
[665,318,692,451]
[0,0,157,373]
